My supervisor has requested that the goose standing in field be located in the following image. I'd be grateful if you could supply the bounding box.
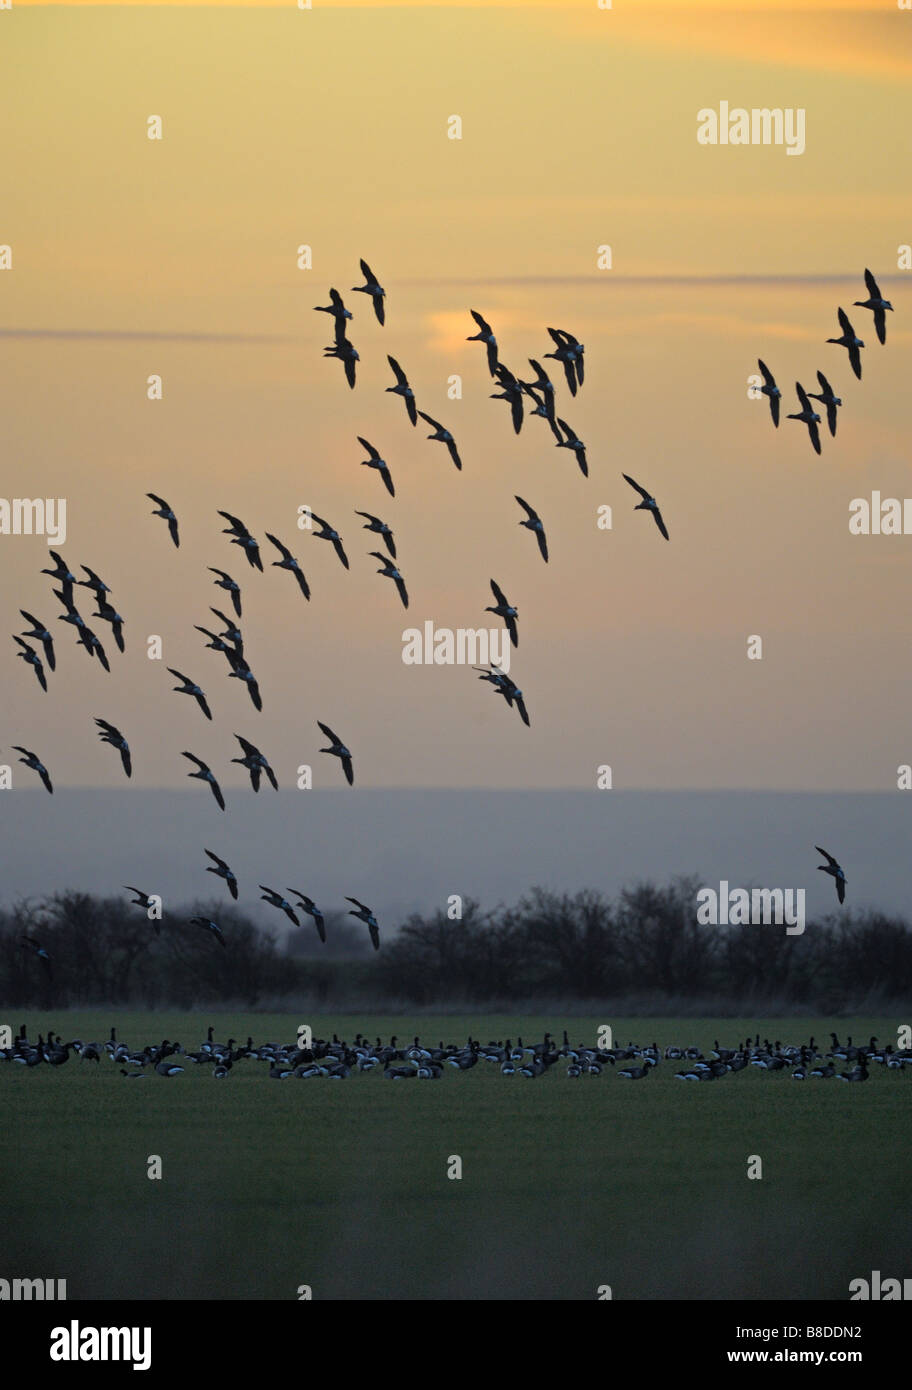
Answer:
[807,371,842,438]
[314,287,352,338]
[816,845,847,904]
[259,886,301,927]
[515,496,548,562]
[555,419,588,477]
[204,849,238,900]
[786,382,822,456]
[351,259,386,325]
[12,746,53,794]
[208,568,242,618]
[853,268,893,345]
[756,359,781,427]
[13,636,47,692]
[467,309,498,376]
[356,438,395,497]
[146,493,180,548]
[618,1058,656,1079]
[354,511,396,558]
[93,596,125,653]
[94,718,132,778]
[289,891,326,943]
[346,897,380,950]
[218,511,263,572]
[167,668,212,721]
[369,552,409,608]
[621,474,669,540]
[154,1059,185,1076]
[19,611,56,670]
[827,308,864,380]
[485,580,519,648]
[189,916,226,948]
[386,355,418,425]
[231,734,278,792]
[317,721,354,786]
[20,935,52,974]
[417,411,462,471]
[308,512,349,570]
[265,533,311,600]
[490,363,525,434]
[181,751,225,810]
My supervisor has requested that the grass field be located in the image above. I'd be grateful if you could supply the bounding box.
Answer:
[3,1012,910,1300]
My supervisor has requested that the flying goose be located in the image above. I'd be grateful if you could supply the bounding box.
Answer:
[181,752,225,810]
[94,719,132,778]
[474,666,530,726]
[621,474,669,539]
[204,849,238,900]
[386,355,417,425]
[147,494,180,548]
[555,419,588,477]
[78,565,110,597]
[467,310,498,376]
[351,259,386,325]
[231,734,278,792]
[807,371,842,438]
[265,534,311,599]
[317,721,354,786]
[515,496,548,562]
[13,636,47,692]
[93,596,125,653]
[757,359,781,427]
[520,360,561,440]
[786,382,822,455]
[370,552,408,608]
[354,511,396,558]
[816,846,847,904]
[20,935,52,974]
[12,746,53,794]
[485,580,518,648]
[853,268,892,345]
[545,327,584,394]
[308,513,349,570]
[167,668,212,720]
[288,892,326,942]
[259,886,300,926]
[314,287,352,338]
[41,549,77,601]
[490,363,524,434]
[417,411,462,470]
[227,658,263,712]
[323,335,359,389]
[208,568,242,618]
[346,897,380,950]
[218,511,263,571]
[189,916,226,948]
[356,437,395,497]
[826,308,864,380]
[19,611,55,670]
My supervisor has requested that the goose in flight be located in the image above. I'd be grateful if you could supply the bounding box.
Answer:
[323,335,359,389]
[807,371,842,438]
[515,496,548,563]
[318,721,354,786]
[352,259,386,325]
[218,511,263,572]
[622,474,669,540]
[314,288,352,339]
[786,382,822,455]
[475,666,530,726]
[93,596,125,653]
[78,565,111,598]
[147,494,180,548]
[210,608,243,652]
[545,327,584,394]
[417,411,462,470]
[288,891,326,943]
[205,849,238,900]
[490,363,524,435]
[467,310,498,376]
[485,580,518,648]
[853,269,893,345]
[346,897,380,950]
[167,668,212,720]
[826,308,864,380]
[208,568,242,618]
[12,746,53,794]
[124,886,161,933]
[95,718,132,778]
[231,734,278,792]
[816,846,847,905]
[57,598,111,670]
[308,513,349,570]
[370,552,409,609]
[41,550,77,608]
[189,916,226,947]
[757,359,781,427]
[19,611,55,670]
[556,419,588,477]
[354,511,396,558]
[227,659,263,713]
[259,886,300,926]
[386,356,417,425]
[520,360,561,440]
[181,751,225,810]
[21,935,52,974]
[13,636,47,692]
[357,437,395,497]
[265,534,311,599]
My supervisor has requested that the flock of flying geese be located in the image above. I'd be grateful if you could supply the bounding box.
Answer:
[756,268,893,454]
[3,1025,905,1083]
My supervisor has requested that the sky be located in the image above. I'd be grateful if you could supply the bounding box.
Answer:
[1,0,911,811]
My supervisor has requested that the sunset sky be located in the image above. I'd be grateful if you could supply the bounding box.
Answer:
[2,0,911,793]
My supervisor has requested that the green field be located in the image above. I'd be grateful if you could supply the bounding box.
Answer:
[3,1012,909,1300]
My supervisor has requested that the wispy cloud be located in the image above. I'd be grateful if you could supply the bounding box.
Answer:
[0,328,290,343]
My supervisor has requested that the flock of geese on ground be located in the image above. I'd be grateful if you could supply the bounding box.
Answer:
[2,1025,906,1082]
[756,268,893,454]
